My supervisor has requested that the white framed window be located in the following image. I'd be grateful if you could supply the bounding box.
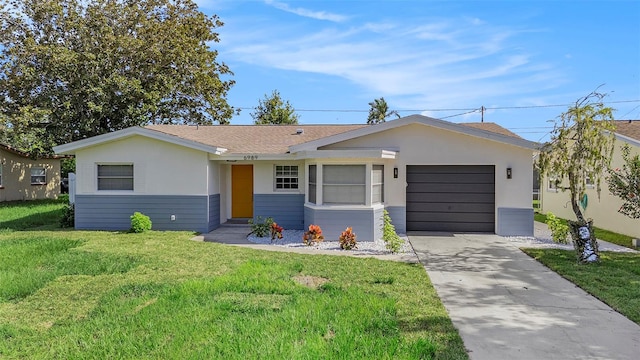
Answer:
[97,164,133,191]
[308,165,317,204]
[30,167,46,185]
[0,164,3,187]
[372,165,384,204]
[547,175,558,192]
[323,165,366,205]
[274,165,299,190]
[585,174,595,188]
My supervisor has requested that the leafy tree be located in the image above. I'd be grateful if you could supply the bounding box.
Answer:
[537,91,616,262]
[251,90,299,125]
[0,0,235,156]
[607,144,640,219]
[367,97,400,124]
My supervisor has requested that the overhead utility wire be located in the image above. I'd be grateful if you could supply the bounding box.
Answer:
[234,99,640,113]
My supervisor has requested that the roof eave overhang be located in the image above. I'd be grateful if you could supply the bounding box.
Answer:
[53,127,227,156]
[288,115,540,152]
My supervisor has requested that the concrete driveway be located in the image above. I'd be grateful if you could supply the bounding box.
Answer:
[409,232,640,360]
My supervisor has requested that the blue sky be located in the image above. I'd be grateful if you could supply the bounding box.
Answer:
[196,0,640,141]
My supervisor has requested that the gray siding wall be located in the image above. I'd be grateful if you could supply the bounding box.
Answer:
[304,205,378,241]
[208,194,220,232]
[385,206,406,234]
[75,195,208,232]
[254,194,304,230]
[497,207,534,236]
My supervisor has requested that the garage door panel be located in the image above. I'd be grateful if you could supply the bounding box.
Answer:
[407,192,495,203]
[406,202,494,213]
[407,165,494,174]
[406,221,495,232]
[406,211,494,223]
[407,182,495,194]
[406,172,494,184]
[406,165,495,232]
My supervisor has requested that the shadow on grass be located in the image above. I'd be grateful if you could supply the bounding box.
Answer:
[0,209,65,232]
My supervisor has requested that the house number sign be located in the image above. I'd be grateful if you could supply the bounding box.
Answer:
[243,155,259,160]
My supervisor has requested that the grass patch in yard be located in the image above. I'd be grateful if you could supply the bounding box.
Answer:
[522,248,640,325]
[0,201,467,359]
[534,212,636,249]
[0,199,67,231]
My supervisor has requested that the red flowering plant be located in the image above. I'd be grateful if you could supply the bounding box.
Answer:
[270,222,284,241]
[302,224,324,246]
[339,227,357,250]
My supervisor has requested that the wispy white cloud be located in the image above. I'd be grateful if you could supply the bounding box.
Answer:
[219,12,566,114]
[265,0,348,23]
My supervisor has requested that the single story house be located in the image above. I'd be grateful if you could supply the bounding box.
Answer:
[540,120,640,239]
[53,115,538,240]
[0,144,63,202]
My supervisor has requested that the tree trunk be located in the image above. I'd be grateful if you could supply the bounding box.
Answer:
[568,219,599,263]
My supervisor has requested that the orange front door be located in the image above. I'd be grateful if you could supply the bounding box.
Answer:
[231,165,253,218]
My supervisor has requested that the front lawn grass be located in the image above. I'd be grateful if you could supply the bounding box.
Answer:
[522,248,640,325]
[534,212,636,249]
[0,198,67,231]
[0,201,467,359]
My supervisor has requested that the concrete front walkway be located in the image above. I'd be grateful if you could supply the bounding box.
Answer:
[410,233,640,360]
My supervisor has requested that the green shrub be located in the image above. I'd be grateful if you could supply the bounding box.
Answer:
[130,212,152,233]
[339,227,357,250]
[59,203,75,228]
[248,216,273,237]
[382,210,404,253]
[546,212,569,244]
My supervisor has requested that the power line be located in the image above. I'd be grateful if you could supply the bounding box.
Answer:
[234,99,640,114]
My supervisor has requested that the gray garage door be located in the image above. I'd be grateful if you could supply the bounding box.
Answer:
[406,165,495,232]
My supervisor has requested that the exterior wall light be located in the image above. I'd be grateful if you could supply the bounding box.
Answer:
[393,167,398,178]
[506,167,512,179]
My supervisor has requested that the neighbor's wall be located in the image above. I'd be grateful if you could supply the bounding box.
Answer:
[0,149,61,202]
[321,123,534,234]
[541,139,640,239]
[74,135,212,232]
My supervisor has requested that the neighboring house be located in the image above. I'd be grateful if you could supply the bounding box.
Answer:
[53,115,538,240]
[540,120,640,239]
[0,144,63,202]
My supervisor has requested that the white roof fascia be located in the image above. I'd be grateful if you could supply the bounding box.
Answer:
[53,127,227,155]
[211,153,297,161]
[613,132,640,148]
[295,149,397,160]
[289,114,540,152]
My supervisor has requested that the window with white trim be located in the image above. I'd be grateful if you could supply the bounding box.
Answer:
[30,167,46,185]
[275,165,299,190]
[0,164,3,186]
[547,174,558,191]
[308,165,316,204]
[323,165,366,205]
[585,173,595,188]
[372,165,384,203]
[97,164,133,190]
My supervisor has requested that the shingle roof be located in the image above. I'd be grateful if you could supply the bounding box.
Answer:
[145,121,524,154]
[0,144,66,159]
[145,124,368,154]
[459,122,522,138]
[614,120,640,141]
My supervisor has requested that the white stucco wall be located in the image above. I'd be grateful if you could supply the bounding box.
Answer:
[321,123,534,212]
[75,135,209,195]
[541,139,640,239]
[253,161,306,194]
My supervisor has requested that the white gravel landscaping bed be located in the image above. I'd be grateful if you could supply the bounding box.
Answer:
[507,222,638,253]
[247,230,414,254]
